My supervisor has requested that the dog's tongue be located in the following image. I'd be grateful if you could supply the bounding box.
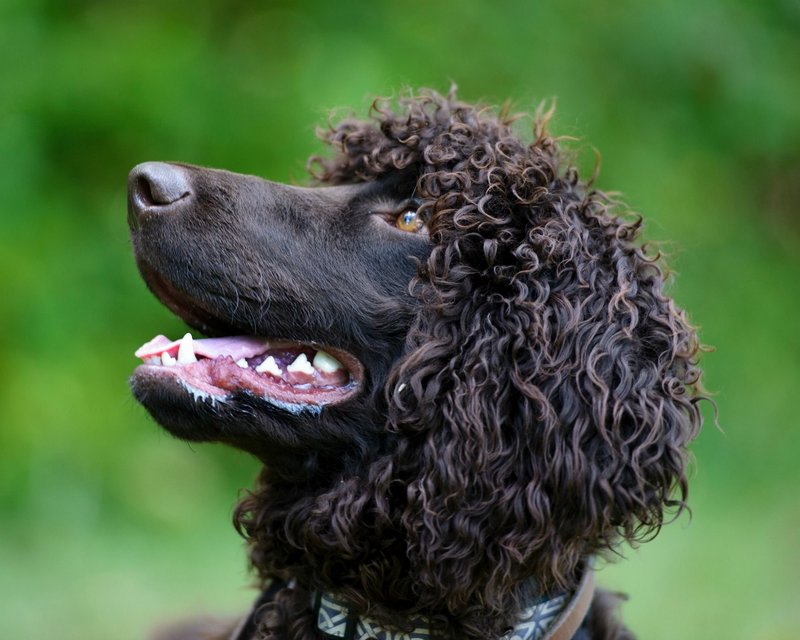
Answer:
[135,334,271,361]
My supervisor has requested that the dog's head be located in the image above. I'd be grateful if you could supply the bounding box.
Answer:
[128,89,704,621]
[128,157,430,467]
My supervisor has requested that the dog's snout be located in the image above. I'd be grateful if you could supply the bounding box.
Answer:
[127,162,191,228]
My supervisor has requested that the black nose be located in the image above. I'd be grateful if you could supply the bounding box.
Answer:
[127,162,191,229]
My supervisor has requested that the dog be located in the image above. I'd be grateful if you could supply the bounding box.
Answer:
[127,89,704,640]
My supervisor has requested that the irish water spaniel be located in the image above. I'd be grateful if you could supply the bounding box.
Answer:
[127,88,705,640]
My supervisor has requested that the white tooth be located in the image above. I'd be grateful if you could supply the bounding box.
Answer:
[144,356,161,365]
[255,355,282,377]
[286,353,314,375]
[235,358,249,369]
[177,332,197,364]
[161,352,177,366]
[312,350,344,373]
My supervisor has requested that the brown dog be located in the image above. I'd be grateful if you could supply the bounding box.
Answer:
[128,89,704,640]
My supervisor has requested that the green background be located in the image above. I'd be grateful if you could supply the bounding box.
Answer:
[1,0,798,638]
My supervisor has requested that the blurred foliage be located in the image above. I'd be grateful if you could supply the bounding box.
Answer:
[1,0,798,638]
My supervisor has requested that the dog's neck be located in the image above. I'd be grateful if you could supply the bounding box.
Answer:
[236,470,596,639]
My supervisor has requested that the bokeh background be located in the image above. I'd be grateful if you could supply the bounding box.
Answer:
[1,0,798,638]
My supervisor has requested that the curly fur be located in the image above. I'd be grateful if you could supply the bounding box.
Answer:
[229,89,705,639]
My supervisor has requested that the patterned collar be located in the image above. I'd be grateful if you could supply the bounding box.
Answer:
[313,589,569,640]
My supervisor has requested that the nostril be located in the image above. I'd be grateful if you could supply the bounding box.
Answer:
[133,174,159,208]
[128,162,191,226]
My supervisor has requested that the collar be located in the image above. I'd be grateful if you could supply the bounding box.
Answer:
[233,564,594,640]
[314,590,570,640]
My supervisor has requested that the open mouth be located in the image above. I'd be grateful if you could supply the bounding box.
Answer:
[134,333,363,411]
[131,261,364,412]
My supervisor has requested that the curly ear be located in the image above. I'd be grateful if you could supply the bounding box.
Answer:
[386,136,704,620]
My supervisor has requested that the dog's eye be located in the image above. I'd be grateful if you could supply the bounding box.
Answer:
[396,209,424,233]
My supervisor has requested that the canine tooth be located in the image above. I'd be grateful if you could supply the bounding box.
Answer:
[255,355,282,377]
[177,332,197,364]
[286,353,314,375]
[235,358,249,369]
[161,352,177,366]
[312,350,344,373]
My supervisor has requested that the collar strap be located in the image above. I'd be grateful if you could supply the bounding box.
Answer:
[541,564,595,640]
[314,567,595,640]
[233,566,595,640]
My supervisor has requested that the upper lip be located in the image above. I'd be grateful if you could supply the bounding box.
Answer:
[137,263,367,374]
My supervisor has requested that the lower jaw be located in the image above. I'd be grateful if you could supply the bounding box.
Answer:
[130,365,382,475]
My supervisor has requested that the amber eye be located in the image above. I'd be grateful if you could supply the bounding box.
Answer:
[396,209,423,232]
